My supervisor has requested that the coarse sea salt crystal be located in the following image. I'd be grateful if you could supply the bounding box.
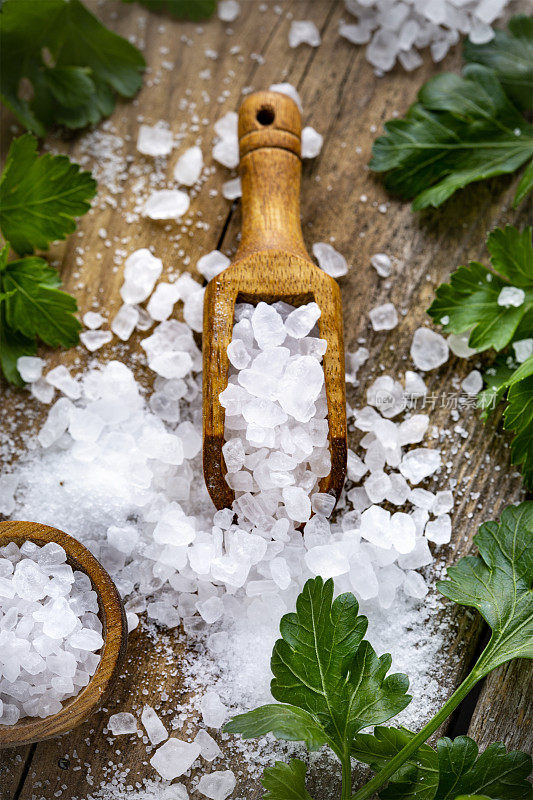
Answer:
[410,327,449,371]
[194,728,222,762]
[218,0,240,21]
[147,283,180,322]
[497,286,525,307]
[448,331,477,358]
[462,369,483,395]
[370,253,392,277]
[197,770,237,800]
[45,365,81,400]
[268,82,302,111]
[312,242,348,278]
[289,20,321,47]
[200,692,227,728]
[137,124,173,157]
[141,705,168,745]
[197,250,230,282]
[285,302,321,338]
[111,304,139,341]
[425,514,452,545]
[83,311,104,330]
[513,338,533,363]
[17,356,44,383]
[369,302,398,331]
[144,189,190,220]
[222,177,242,200]
[174,146,203,186]
[80,330,112,352]
[150,738,201,780]
[400,448,440,484]
[121,248,163,304]
[301,126,323,158]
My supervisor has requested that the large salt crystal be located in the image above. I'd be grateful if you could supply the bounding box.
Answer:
[218,0,240,21]
[121,249,163,304]
[433,490,453,516]
[251,302,286,349]
[17,356,44,383]
[289,19,321,47]
[197,250,230,282]
[369,303,398,331]
[150,738,201,780]
[147,283,180,322]
[83,311,104,330]
[144,189,190,220]
[200,692,227,728]
[285,302,321,338]
[173,146,203,186]
[80,330,112,352]
[462,369,483,395]
[278,356,324,422]
[301,126,323,158]
[45,365,81,400]
[389,512,416,554]
[222,177,242,200]
[448,331,478,358]
[360,505,391,549]
[403,570,428,599]
[213,112,239,168]
[498,286,525,307]
[141,705,168,745]
[367,376,404,418]
[400,448,441,484]
[0,475,18,515]
[370,253,392,277]
[111,304,139,341]
[305,544,349,578]
[312,242,348,278]
[137,124,173,157]
[411,328,449,371]
[282,486,312,522]
[513,338,533,364]
[38,398,74,448]
[197,770,237,800]
[194,728,222,761]
[269,82,302,111]
[425,514,452,545]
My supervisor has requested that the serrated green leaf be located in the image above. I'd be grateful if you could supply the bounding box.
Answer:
[435,738,532,800]
[0,0,145,135]
[353,730,532,800]
[352,726,438,800]
[122,0,216,20]
[477,356,515,420]
[2,255,80,348]
[428,226,533,352]
[270,577,411,760]
[261,759,314,800]
[224,704,328,751]
[0,133,96,255]
[370,65,533,210]
[463,15,533,112]
[504,374,533,489]
[438,502,533,677]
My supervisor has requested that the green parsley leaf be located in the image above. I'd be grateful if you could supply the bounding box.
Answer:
[122,0,216,20]
[1,254,81,349]
[504,369,533,488]
[354,731,533,800]
[437,501,533,678]
[428,226,533,352]
[370,65,533,210]
[463,15,533,113]
[261,759,314,800]
[352,726,438,800]
[0,0,145,135]
[225,704,328,751]
[0,134,97,256]
[477,355,516,421]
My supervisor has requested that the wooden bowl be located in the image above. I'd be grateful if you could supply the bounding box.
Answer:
[0,520,128,748]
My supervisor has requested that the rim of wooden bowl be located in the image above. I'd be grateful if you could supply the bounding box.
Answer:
[0,520,128,747]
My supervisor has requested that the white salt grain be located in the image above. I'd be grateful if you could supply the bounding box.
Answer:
[141,705,168,745]
[289,20,321,47]
[80,330,112,352]
[150,738,201,780]
[144,189,190,220]
[369,302,398,331]
[137,124,173,157]
[197,770,236,800]
[312,242,348,278]
[370,253,392,277]
[17,356,44,383]
[197,251,230,282]
[174,146,203,186]
[218,0,240,22]
[301,126,323,158]
[411,327,449,371]
[200,692,227,729]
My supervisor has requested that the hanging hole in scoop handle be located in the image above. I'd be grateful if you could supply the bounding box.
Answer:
[238,90,301,158]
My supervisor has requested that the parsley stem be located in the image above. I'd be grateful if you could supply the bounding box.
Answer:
[350,669,481,800]
[342,756,352,800]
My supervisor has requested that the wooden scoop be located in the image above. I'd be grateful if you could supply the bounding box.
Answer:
[203,90,347,510]
[0,520,127,748]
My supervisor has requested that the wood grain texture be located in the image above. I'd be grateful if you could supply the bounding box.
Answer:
[0,522,127,748]
[0,1,531,797]
[203,90,347,510]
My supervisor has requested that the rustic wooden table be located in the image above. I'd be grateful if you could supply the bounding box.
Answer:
[1,1,531,798]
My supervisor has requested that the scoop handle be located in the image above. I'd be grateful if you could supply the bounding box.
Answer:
[235,90,309,261]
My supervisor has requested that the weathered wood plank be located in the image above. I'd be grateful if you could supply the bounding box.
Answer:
[1,1,531,798]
